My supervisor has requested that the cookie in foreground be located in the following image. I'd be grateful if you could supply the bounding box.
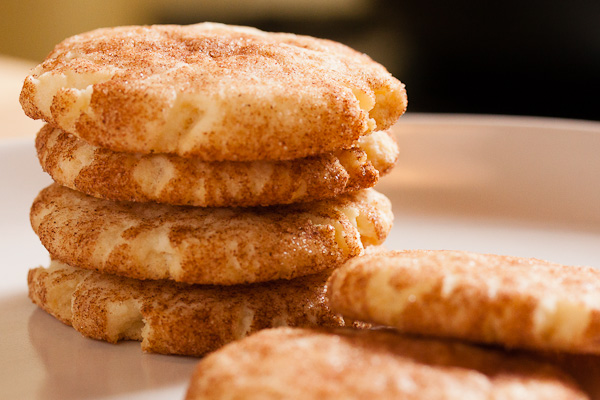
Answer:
[185,327,587,399]
[31,184,393,284]
[20,22,406,161]
[327,249,600,354]
[36,125,398,207]
[28,261,343,356]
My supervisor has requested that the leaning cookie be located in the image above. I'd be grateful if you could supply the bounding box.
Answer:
[327,250,600,355]
[28,261,344,356]
[185,327,587,399]
[31,184,392,285]
[36,125,398,207]
[20,23,406,161]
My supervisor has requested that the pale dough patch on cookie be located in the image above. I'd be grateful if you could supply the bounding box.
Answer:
[176,104,224,155]
[354,130,399,175]
[191,178,208,205]
[35,125,398,207]
[533,297,593,349]
[164,91,223,153]
[21,23,406,160]
[31,184,392,285]
[365,268,437,319]
[234,303,256,340]
[28,261,344,356]
[327,250,600,354]
[105,298,145,342]
[131,156,177,198]
[348,86,376,132]
[61,143,96,183]
[31,67,115,131]
[185,327,587,400]
[247,162,274,193]
[90,220,136,267]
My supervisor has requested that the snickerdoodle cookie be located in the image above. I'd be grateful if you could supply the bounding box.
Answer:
[185,327,586,399]
[35,125,398,207]
[31,184,392,285]
[20,23,406,161]
[327,250,600,354]
[28,261,343,356]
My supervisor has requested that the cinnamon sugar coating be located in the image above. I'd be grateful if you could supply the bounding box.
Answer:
[30,184,393,285]
[327,250,600,354]
[35,125,398,207]
[28,261,343,356]
[20,23,407,161]
[185,327,587,399]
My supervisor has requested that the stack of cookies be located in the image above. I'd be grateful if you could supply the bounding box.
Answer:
[21,23,407,356]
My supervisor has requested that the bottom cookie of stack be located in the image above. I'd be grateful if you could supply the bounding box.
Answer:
[28,260,344,356]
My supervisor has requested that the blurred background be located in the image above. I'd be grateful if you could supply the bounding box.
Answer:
[1,0,599,121]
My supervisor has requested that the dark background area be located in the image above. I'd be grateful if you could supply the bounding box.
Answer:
[162,0,600,121]
[3,0,598,121]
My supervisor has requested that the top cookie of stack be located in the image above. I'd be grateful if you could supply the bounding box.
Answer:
[20,22,407,207]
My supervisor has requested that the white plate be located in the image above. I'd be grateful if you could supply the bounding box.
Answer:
[1,114,599,399]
